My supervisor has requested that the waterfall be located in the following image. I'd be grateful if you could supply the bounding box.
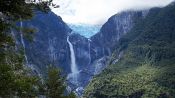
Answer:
[20,19,34,70]
[67,36,79,84]
[20,19,29,65]
[88,39,91,65]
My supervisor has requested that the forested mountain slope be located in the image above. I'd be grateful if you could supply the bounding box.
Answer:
[84,2,175,98]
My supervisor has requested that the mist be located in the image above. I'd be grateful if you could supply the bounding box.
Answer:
[51,0,174,25]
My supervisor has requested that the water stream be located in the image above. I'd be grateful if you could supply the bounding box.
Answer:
[20,19,29,65]
[88,39,91,65]
[67,36,79,84]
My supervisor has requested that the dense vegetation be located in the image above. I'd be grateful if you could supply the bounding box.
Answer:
[84,2,175,98]
[0,0,75,97]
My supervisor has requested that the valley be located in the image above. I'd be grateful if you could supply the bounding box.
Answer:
[1,0,175,98]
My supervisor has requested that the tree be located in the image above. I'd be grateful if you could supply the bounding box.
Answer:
[0,0,52,97]
[46,66,65,98]
[0,0,73,97]
[46,65,76,98]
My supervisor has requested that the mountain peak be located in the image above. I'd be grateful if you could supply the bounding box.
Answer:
[168,0,175,6]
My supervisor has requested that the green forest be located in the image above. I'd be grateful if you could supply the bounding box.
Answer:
[84,3,175,98]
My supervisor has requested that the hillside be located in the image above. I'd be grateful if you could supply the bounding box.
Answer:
[84,2,175,98]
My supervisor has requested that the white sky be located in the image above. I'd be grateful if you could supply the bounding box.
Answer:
[51,0,174,25]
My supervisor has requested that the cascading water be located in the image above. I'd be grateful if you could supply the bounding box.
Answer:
[67,36,79,84]
[88,39,91,65]
[20,19,42,79]
[20,19,29,65]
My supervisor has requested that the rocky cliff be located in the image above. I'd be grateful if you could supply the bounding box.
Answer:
[15,9,149,96]
[19,11,71,74]
[89,10,149,75]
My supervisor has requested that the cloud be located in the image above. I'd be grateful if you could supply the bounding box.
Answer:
[51,0,174,25]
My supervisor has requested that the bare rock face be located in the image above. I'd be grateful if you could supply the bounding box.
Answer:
[89,10,149,74]
[91,11,149,50]
[20,11,71,74]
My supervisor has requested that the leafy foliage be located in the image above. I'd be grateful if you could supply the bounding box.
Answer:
[46,66,66,98]
[44,65,76,98]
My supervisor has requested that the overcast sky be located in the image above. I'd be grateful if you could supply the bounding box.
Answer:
[51,0,174,25]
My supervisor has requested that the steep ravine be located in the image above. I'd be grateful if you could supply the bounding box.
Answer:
[15,9,149,97]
